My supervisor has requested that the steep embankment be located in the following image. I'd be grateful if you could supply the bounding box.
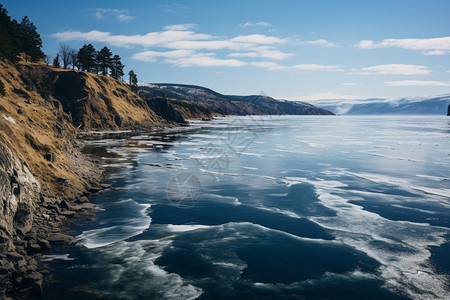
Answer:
[139,83,334,116]
[51,69,162,129]
[0,59,170,298]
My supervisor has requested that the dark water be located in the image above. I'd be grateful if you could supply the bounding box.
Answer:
[41,116,449,299]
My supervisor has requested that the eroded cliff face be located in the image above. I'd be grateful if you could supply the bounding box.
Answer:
[50,70,162,129]
[0,141,40,248]
[145,97,185,123]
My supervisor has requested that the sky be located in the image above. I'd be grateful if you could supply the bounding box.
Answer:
[3,0,450,101]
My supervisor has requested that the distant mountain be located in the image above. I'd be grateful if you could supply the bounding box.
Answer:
[312,95,450,115]
[139,83,334,116]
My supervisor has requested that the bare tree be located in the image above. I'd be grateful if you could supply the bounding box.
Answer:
[58,44,71,69]
[69,49,78,70]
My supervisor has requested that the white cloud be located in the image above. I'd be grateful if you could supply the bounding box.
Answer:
[117,14,136,22]
[228,47,293,60]
[361,64,431,75]
[165,53,247,67]
[291,64,341,71]
[241,21,271,27]
[355,36,450,55]
[164,40,245,50]
[249,61,281,70]
[90,8,135,22]
[94,12,104,19]
[163,24,197,31]
[424,50,447,55]
[302,39,335,47]
[342,82,360,86]
[131,50,195,62]
[230,34,286,44]
[355,40,375,49]
[384,80,450,87]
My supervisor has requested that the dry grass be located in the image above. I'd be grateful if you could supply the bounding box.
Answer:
[0,59,162,198]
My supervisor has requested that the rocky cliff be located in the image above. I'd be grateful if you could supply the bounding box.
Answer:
[144,96,185,123]
[0,140,40,245]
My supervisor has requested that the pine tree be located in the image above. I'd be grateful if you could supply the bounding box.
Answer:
[0,4,20,62]
[44,54,51,65]
[128,70,138,91]
[93,51,101,74]
[52,54,60,68]
[77,44,96,72]
[0,5,44,63]
[97,46,112,75]
[110,55,124,80]
[20,16,44,62]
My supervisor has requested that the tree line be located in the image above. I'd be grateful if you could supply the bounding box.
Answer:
[53,44,126,81]
[0,4,44,63]
[0,4,138,89]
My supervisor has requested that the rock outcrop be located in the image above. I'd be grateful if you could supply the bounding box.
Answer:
[0,141,40,249]
[144,96,185,123]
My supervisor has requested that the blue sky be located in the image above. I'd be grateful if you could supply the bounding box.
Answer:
[3,0,450,101]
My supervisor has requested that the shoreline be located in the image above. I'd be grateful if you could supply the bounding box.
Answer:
[1,123,186,299]
[1,138,106,299]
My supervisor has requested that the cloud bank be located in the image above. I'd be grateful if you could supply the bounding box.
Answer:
[355,37,450,55]
[361,64,431,75]
[52,24,337,70]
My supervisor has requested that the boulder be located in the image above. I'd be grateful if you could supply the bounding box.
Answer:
[0,266,10,275]
[36,238,50,252]
[21,271,43,296]
[6,252,23,262]
[26,243,41,255]
[59,200,71,210]
[60,210,76,217]
[47,233,72,245]
[77,196,89,203]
